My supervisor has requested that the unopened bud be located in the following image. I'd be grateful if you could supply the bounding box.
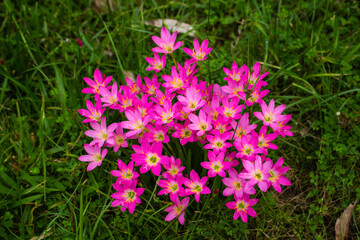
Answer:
[77,38,83,48]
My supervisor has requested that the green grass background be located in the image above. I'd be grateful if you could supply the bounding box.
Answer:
[1,0,360,239]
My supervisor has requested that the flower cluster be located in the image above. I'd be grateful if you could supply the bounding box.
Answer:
[78,27,292,224]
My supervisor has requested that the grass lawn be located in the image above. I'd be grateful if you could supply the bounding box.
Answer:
[1,0,360,239]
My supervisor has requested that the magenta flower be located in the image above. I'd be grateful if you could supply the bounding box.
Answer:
[82,69,112,99]
[146,52,166,72]
[233,135,262,161]
[224,151,239,167]
[177,87,206,113]
[131,142,165,176]
[222,168,255,198]
[158,175,185,202]
[246,85,270,106]
[108,125,128,152]
[125,75,142,95]
[133,95,154,118]
[266,157,291,193]
[141,74,161,95]
[99,82,118,108]
[172,120,195,145]
[276,115,293,137]
[218,97,243,120]
[153,100,179,127]
[183,39,212,62]
[119,109,150,137]
[115,87,136,112]
[111,180,145,214]
[223,62,247,82]
[239,156,272,192]
[226,194,258,222]
[183,170,211,202]
[251,126,278,154]
[253,99,288,131]
[110,160,139,186]
[246,62,268,88]
[78,100,105,123]
[77,38,83,48]
[201,151,231,177]
[231,113,257,141]
[85,117,117,147]
[164,197,190,225]
[188,109,213,136]
[183,59,198,77]
[152,27,183,54]
[162,66,187,92]
[143,124,169,143]
[204,130,233,154]
[78,143,107,171]
[162,156,185,178]
[221,79,246,100]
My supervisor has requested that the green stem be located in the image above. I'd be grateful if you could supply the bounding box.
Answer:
[199,62,203,80]
[170,53,179,71]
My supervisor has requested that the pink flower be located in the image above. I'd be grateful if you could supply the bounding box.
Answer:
[224,151,239,167]
[143,124,170,143]
[223,62,247,82]
[276,115,293,137]
[239,156,272,192]
[82,69,112,99]
[233,135,262,161]
[266,157,291,193]
[141,74,161,95]
[177,87,206,113]
[251,126,278,154]
[115,87,136,112]
[204,130,233,154]
[183,170,211,202]
[164,197,190,225]
[78,100,105,123]
[217,97,243,120]
[226,194,258,222]
[152,27,183,54]
[246,85,269,106]
[111,180,145,214]
[99,82,118,107]
[183,39,212,62]
[146,53,166,72]
[110,160,139,185]
[231,113,257,141]
[153,100,179,127]
[188,109,213,136]
[77,38,83,48]
[221,79,246,100]
[253,99,288,131]
[245,62,268,89]
[108,125,128,152]
[162,156,185,178]
[85,117,117,147]
[158,175,185,202]
[162,66,187,92]
[131,142,165,176]
[201,151,231,177]
[119,109,150,137]
[172,120,195,145]
[125,75,142,95]
[78,143,107,171]
[222,168,255,198]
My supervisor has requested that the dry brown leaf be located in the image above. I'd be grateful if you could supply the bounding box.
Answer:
[124,71,135,82]
[92,0,116,14]
[145,19,195,37]
[335,199,358,240]
[29,228,53,240]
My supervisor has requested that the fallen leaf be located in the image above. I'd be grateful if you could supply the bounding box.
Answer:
[92,0,116,14]
[124,71,135,82]
[145,19,195,37]
[335,199,358,240]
